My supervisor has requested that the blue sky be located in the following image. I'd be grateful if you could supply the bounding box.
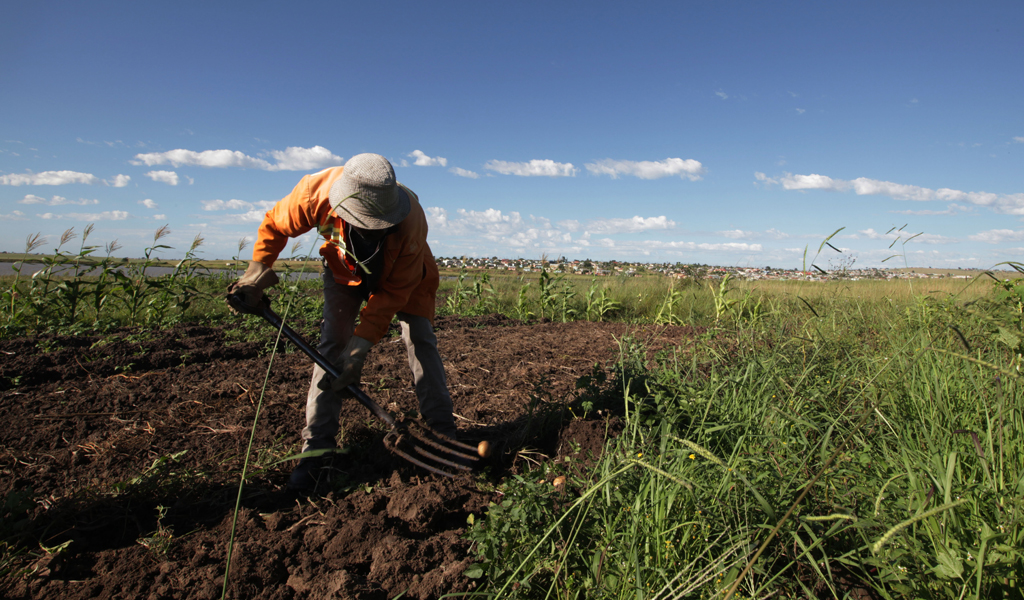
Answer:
[2,1,1022,269]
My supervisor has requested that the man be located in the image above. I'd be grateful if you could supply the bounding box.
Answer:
[228,153,456,491]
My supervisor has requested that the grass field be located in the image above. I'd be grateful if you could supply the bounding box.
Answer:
[2,231,1022,598]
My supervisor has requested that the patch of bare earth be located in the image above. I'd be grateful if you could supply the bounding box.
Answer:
[0,316,698,599]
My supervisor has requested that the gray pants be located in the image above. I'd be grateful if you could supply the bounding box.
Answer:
[302,268,456,451]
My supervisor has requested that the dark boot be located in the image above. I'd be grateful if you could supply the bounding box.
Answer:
[287,455,333,492]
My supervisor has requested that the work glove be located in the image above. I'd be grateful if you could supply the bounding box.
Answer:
[329,336,373,394]
[227,260,279,313]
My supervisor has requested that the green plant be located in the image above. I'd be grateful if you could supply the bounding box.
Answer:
[653,280,683,325]
[2,233,46,329]
[515,280,534,321]
[155,233,209,326]
[137,505,175,556]
[471,271,498,315]
[88,238,123,326]
[709,273,738,322]
[584,279,620,322]
[445,267,471,315]
[112,225,173,326]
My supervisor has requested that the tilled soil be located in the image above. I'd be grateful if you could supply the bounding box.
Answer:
[0,315,699,599]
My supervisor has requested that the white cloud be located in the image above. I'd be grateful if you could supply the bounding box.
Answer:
[408,150,447,167]
[715,228,797,241]
[0,210,26,221]
[968,229,1024,244]
[237,210,270,223]
[268,146,344,171]
[131,145,343,171]
[38,210,130,221]
[449,167,480,179]
[784,173,849,191]
[660,241,762,252]
[759,172,1024,215]
[584,216,676,234]
[765,228,793,240]
[715,90,728,100]
[891,203,971,216]
[795,108,806,115]
[484,159,577,177]
[1014,136,1024,143]
[139,199,159,209]
[425,207,775,259]
[146,170,179,185]
[202,199,256,211]
[153,214,166,220]
[18,194,98,206]
[200,199,274,224]
[585,158,705,181]
[107,174,131,187]
[133,149,270,169]
[426,206,688,256]
[1,170,100,186]
[857,228,957,244]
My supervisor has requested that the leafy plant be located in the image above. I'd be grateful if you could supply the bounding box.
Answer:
[515,280,534,321]
[2,232,46,329]
[112,225,173,326]
[137,505,175,556]
[653,281,684,325]
[584,279,620,322]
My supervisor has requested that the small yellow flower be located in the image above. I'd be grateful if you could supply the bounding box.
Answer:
[688,453,696,460]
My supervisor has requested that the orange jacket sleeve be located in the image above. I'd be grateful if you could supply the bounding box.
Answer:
[252,168,343,267]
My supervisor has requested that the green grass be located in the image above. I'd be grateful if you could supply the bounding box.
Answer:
[461,272,1024,599]
[4,225,1023,598]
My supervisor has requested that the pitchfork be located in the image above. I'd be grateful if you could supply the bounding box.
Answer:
[227,292,481,477]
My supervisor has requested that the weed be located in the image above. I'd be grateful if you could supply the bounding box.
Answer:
[137,505,175,556]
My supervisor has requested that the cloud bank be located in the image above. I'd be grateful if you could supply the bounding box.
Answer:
[449,167,480,179]
[424,206,761,258]
[408,150,447,167]
[484,159,577,177]
[756,172,1024,215]
[201,198,276,223]
[38,211,130,221]
[19,195,99,206]
[585,158,705,180]
[969,229,1024,244]
[132,146,343,171]
[1,171,100,186]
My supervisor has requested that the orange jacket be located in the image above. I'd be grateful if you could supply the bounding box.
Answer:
[252,166,439,344]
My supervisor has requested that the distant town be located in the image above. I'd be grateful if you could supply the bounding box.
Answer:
[434,256,1015,281]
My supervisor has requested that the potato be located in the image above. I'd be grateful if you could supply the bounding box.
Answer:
[477,440,492,459]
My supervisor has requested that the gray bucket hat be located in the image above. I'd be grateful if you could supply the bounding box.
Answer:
[329,153,410,229]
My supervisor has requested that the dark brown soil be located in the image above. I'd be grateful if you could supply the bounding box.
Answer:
[0,315,699,599]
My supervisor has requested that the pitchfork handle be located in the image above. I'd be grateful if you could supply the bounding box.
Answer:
[227,293,397,428]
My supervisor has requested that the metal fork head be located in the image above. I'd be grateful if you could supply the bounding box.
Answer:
[384,420,482,477]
